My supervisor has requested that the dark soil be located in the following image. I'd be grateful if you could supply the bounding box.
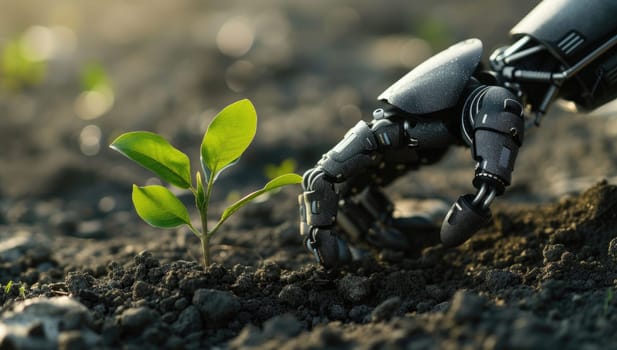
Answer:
[3,1,617,349]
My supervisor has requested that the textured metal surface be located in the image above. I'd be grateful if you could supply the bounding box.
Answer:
[378,39,483,114]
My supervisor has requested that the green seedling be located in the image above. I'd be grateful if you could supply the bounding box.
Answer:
[3,280,13,294]
[19,283,26,298]
[1,281,27,298]
[110,99,302,267]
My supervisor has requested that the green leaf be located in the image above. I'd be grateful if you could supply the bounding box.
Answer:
[4,280,13,294]
[110,131,192,189]
[218,173,302,226]
[132,185,191,228]
[201,99,257,181]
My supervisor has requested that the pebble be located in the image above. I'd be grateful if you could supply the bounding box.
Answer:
[337,275,370,302]
[132,280,156,300]
[543,244,566,263]
[134,250,160,268]
[161,311,177,324]
[192,289,240,326]
[257,261,281,282]
[432,301,450,312]
[448,290,485,323]
[370,297,402,322]
[416,301,432,313]
[328,304,347,321]
[262,313,303,339]
[65,271,95,295]
[278,284,307,307]
[549,228,582,246]
[560,251,577,265]
[425,284,445,301]
[119,307,158,332]
[420,245,444,267]
[143,326,167,344]
[348,305,372,323]
[485,269,518,292]
[230,314,303,348]
[172,306,202,336]
[232,272,254,293]
[174,297,189,311]
[0,297,97,348]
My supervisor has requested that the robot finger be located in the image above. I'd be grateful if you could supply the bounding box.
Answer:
[304,227,353,268]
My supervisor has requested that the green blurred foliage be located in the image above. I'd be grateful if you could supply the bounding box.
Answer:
[0,37,47,91]
[264,158,297,180]
[415,18,453,50]
[81,62,111,92]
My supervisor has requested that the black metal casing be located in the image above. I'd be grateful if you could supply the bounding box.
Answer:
[511,0,617,110]
[377,39,483,114]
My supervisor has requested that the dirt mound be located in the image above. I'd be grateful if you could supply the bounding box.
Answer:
[1,181,616,348]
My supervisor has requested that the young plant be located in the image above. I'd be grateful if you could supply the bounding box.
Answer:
[110,99,301,266]
[18,283,26,299]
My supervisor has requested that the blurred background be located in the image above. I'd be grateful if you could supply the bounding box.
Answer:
[2,0,617,223]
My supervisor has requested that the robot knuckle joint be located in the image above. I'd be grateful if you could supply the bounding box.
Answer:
[371,119,404,148]
[330,121,378,158]
[303,176,338,226]
[319,152,380,182]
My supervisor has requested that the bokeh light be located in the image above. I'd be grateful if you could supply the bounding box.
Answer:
[98,196,116,212]
[74,87,115,120]
[216,16,255,58]
[225,60,256,92]
[79,124,102,156]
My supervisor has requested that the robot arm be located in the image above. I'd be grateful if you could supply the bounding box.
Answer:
[491,0,617,124]
[446,0,617,246]
[299,0,617,267]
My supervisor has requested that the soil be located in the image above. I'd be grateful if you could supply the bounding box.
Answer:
[2,1,617,349]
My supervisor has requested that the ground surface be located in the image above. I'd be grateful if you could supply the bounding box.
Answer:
[2,1,617,349]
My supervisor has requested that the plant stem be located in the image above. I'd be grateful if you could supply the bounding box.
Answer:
[199,172,216,267]
[199,207,209,266]
[201,231,209,268]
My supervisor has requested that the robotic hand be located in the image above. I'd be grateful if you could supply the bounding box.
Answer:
[299,0,617,268]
